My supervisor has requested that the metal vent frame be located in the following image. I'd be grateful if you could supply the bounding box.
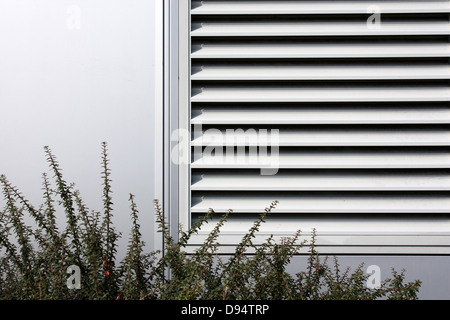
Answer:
[172,0,450,254]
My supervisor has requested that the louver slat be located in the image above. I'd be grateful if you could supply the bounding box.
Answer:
[191,150,450,169]
[192,21,450,37]
[192,64,450,81]
[191,194,450,214]
[191,106,450,124]
[191,171,450,191]
[192,128,450,146]
[192,1,450,15]
[186,0,450,251]
[192,86,450,102]
[192,42,450,59]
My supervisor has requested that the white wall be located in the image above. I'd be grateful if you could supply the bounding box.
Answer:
[0,0,162,256]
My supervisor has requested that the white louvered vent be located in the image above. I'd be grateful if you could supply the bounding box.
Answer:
[181,0,450,253]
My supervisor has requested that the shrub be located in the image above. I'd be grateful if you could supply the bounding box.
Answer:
[0,143,421,300]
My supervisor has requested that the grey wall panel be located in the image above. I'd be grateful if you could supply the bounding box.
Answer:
[0,0,161,257]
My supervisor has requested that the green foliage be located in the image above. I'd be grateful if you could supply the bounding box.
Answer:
[0,144,421,300]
